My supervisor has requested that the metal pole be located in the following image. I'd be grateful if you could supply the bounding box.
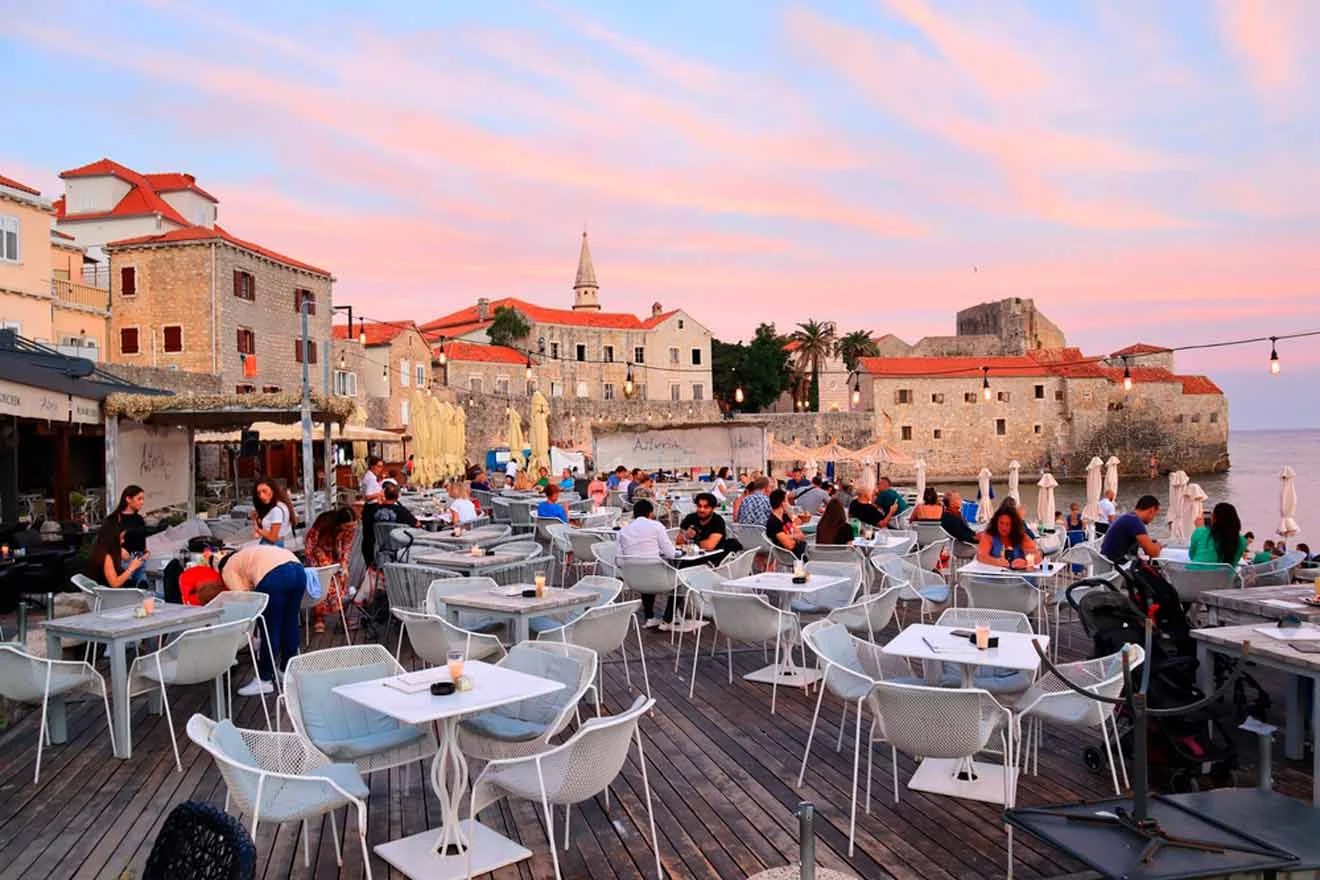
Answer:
[300,302,315,528]
[796,801,816,880]
[323,340,334,510]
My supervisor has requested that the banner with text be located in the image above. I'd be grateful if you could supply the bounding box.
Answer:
[593,424,766,472]
[0,379,100,425]
[116,422,191,511]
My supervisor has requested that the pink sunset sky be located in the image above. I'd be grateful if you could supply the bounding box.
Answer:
[2,0,1317,428]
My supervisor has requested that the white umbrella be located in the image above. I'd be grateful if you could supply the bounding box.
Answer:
[1081,457,1104,523]
[1104,456,1120,498]
[914,458,927,502]
[1167,470,1189,542]
[1036,472,1058,529]
[1181,483,1207,540]
[1278,466,1300,537]
[975,468,993,524]
[1007,460,1021,505]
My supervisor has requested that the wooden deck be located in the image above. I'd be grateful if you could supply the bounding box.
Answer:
[0,609,1312,880]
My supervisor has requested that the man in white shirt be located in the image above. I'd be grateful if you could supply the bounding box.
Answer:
[360,456,385,502]
[616,499,677,629]
[1098,489,1118,524]
[504,457,519,487]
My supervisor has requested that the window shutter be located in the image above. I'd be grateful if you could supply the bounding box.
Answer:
[121,266,136,296]
[233,269,241,297]
[308,340,318,364]
[236,328,243,352]
[294,338,303,363]
[293,289,302,313]
[120,328,139,354]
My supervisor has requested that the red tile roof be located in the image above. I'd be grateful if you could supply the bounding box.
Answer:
[1111,342,1171,356]
[51,229,77,241]
[423,297,686,333]
[332,321,417,346]
[107,225,331,276]
[437,340,529,365]
[421,320,493,341]
[142,172,218,203]
[56,158,190,226]
[1177,375,1222,395]
[0,173,41,196]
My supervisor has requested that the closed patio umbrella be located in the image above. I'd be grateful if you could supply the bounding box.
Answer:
[1104,456,1121,498]
[1007,460,1021,505]
[1167,471,1189,542]
[1181,483,1208,540]
[975,468,993,524]
[1036,472,1058,529]
[914,458,927,502]
[1278,466,1299,537]
[507,406,526,471]
[1082,457,1104,524]
[529,391,551,475]
[451,402,467,478]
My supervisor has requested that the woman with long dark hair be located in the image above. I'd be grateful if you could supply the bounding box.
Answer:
[976,502,1039,570]
[304,507,356,634]
[813,497,853,545]
[251,479,295,546]
[1188,502,1246,567]
[87,526,147,587]
[110,484,146,532]
[911,487,943,522]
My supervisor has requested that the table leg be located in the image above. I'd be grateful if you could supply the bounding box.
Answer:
[432,717,470,855]
[17,601,29,643]
[45,629,68,744]
[109,637,131,759]
[213,674,228,721]
[1310,673,1319,808]
[514,616,529,646]
[1196,642,1211,696]
[1284,674,1303,761]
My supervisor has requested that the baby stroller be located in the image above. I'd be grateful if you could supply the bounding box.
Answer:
[1067,560,1238,792]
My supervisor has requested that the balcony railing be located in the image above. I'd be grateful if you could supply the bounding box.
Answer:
[51,278,110,311]
[82,264,110,289]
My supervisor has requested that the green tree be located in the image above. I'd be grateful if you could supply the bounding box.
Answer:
[486,306,531,349]
[712,323,791,412]
[788,319,837,412]
[836,329,880,372]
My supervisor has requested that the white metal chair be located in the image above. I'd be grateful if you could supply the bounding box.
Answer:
[804,543,862,566]
[543,523,573,583]
[186,714,372,878]
[528,575,623,636]
[826,585,905,643]
[424,574,507,635]
[1159,560,1239,603]
[790,560,864,615]
[206,590,275,727]
[872,552,950,623]
[731,522,774,568]
[718,549,757,581]
[591,541,618,579]
[537,599,650,706]
[687,590,802,714]
[566,530,605,580]
[468,695,661,880]
[390,608,507,667]
[0,644,114,783]
[508,501,536,535]
[493,540,544,559]
[457,642,598,761]
[960,572,1046,623]
[1014,645,1143,796]
[912,520,953,548]
[281,644,437,778]
[935,608,1037,697]
[797,620,918,855]
[128,618,256,771]
[618,556,682,637]
[306,562,353,645]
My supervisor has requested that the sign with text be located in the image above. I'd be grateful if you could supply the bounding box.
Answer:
[0,379,100,425]
[116,421,190,511]
[593,424,766,471]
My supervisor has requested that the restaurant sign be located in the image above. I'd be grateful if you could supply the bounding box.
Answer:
[0,379,100,425]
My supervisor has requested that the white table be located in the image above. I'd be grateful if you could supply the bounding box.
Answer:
[721,572,848,688]
[882,623,1048,804]
[413,549,523,573]
[439,586,598,644]
[957,560,1064,579]
[850,533,912,552]
[335,661,565,878]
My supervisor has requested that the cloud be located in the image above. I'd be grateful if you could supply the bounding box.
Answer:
[1216,0,1311,112]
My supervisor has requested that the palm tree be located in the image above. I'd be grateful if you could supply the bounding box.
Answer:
[836,330,880,372]
[788,319,837,411]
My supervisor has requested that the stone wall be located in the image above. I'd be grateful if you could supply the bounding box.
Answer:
[99,361,223,395]
[955,298,1066,352]
[910,334,1004,357]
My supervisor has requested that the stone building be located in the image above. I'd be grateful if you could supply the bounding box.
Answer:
[0,173,109,359]
[420,232,714,405]
[953,298,1066,354]
[331,320,433,430]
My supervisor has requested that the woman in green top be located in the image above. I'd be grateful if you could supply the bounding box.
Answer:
[534,466,551,489]
[1187,502,1246,569]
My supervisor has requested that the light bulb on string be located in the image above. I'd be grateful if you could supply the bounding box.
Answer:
[438,339,447,367]
[338,349,346,370]
[623,363,635,398]
[1122,358,1133,393]
[850,375,861,407]
[734,384,744,405]
[981,366,992,401]
[1269,338,1280,375]
[525,356,533,381]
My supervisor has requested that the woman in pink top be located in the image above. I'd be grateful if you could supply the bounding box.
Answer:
[588,473,608,506]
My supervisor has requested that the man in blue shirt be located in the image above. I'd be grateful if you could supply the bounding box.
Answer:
[1100,494,1163,563]
[736,476,773,527]
[535,484,570,523]
[785,467,811,493]
[606,466,627,490]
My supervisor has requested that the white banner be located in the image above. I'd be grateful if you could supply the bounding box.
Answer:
[0,379,100,425]
[593,424,766,472]
[116,421,191,511]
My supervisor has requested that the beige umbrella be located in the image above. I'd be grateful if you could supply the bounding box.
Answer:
[428,399,446,482]
[1104,456,1121,498]
[913,458,927,502]
[1181,483,1208,540]
[975,468,993,524]
[1036,472,1058,528]
[1082,457,1104,523]
[767,433,812,462]
[1279,466,1300,537]
[507,406,526,470]
[807,437,854,462]
[407,391,428,484]
[529,391,551,475]
[851,441,914,466]
[452,401,468,476]
[1167,471,1189,542]
[1007,460,1021,505]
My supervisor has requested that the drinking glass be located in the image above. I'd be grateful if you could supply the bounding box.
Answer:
[534,571,547,597]
[142,595,156,615]
[446,649,464,682]
[974,625,990,650]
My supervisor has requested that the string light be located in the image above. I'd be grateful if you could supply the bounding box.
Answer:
[623,362,635,398]
[981,366,992,401]
[525,356,533,381]
[338,349,346,370]
[850,374,861,407]
[1269,337,1280,375]
[734,384,745,405]
[437,338,447,367]
[1122,357,1133,393]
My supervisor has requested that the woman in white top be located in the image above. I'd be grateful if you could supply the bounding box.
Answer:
[251,478,295,547]
[447,482,479,524]
[712,466,732,503]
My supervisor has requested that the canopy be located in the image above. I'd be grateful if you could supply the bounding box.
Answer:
[767,433,814,461]
[528,391,551,476]
[195,421,401,444]
[1082,457,1104,523]
[850,441,913,466]
[1278,466,1300,537]
[1181,483,1208,540]
[806,437,852,462]
[913,458,927,502]
[1007,460,1021,505]
[1167,471,1190,542]
[975,468,993,524]
[1104,456,1121,498]
[1036,472,1058,528]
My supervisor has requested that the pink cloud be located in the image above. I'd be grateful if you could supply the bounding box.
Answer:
[1216,0,1311,110]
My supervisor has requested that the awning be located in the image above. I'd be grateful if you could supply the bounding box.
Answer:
[0,330,169,424]
[194,421,403,444]
[0,378,101,425]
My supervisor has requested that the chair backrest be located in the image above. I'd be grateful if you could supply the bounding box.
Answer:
[1160,560,1238,600]
[801,620,868,697]
[805,544,859,565]
[70,572,99,597]
[618,556,678,596]
[568,530,604,561]
[1243,552,1303,587]
[471,696,655,814]
[870,681,1001,759]
[207,590,269,625]
[590,541,618,577]
[384,563,456,612]
[281,644,405,743]
[94,586,152,611]
[802,560,863,608]
[718,549,756,581]
[936,606,1033,633]
[571,575,623,607]
[499,642,596,740]
[916,538,949,571]
[538,600,640,654]
[490,497,511,523]
[425,575,497,614]
[1024,645,1144,727]
[731,522,773,554]
[142,798,256,880]
[913,520,952,547]
[392,608,499,665]
[0,645,58,703]
[150,619,254,686]
[508,502,534,528]
[827,585,904,640]
[578,509,620,529]
[372,522,406,565]
[961,574,1041,616]
[494,540,542,559]
[706,592,785,642]
[472,488,493,510]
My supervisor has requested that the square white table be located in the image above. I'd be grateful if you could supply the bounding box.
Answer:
[412,549,523,573]
[335,660,565,879]
[850,533,912,551]
[882,623,1049,804]
[957,560,1064,579]
[439,586,598,644]
[721,572,848,687]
